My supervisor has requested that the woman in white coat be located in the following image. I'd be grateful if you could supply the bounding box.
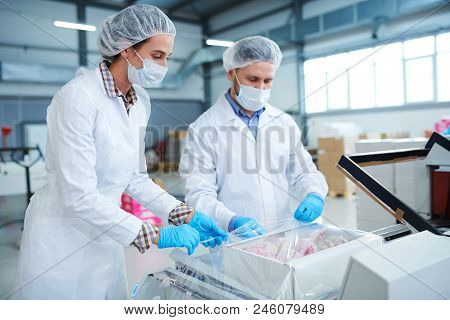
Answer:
[10,5,227,300]
[180,36,328,237]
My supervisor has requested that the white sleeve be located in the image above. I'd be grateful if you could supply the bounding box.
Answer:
[286,119,328,201]
[124,91,181,222]
[125,154,181,224]
[48,86,142,247]
[179,125,236,230]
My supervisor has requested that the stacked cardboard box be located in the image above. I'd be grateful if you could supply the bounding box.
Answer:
[354,138,439,231]
[166,130,187,164]
[318,137,357,194]
[354,140,396,232]
[393,138,429,216]
[358,131,410,140]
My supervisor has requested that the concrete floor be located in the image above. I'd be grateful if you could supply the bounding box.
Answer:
[0,194,357,299]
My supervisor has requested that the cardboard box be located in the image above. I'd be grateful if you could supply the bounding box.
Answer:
[325,176,355,193]
[318,137,357,154]
[392,138,426,149]
[358,132,410,140]
[222,226,383,299]
[339,133,445,236]
[353,138,432,228]
[354,139,395,153]
[318,151,342,166]
[318,163,343,176]
[318,137,357,194]
[356,192,396,220]
[166,130,187,164]
[393,139,430,214]
[319,165,355,193]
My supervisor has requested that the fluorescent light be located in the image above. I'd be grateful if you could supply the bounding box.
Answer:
[206,39,234,47]
[54,20,96,32]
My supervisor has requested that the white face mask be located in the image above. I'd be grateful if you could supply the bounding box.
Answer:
[127,49,168,88]
[234,73,271,112]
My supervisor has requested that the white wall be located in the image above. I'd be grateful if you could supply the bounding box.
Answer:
[0,0,204,100]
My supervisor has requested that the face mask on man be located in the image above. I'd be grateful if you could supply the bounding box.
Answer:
[127,49,168,88]
[234,72,271,112]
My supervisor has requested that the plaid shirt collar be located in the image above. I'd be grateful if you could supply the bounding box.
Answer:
[99,60,138,110]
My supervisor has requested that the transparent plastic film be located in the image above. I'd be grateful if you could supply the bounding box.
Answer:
[132,219,384,300]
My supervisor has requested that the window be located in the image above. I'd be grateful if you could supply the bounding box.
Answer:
[304,58,327,113]
[348,48,375,109]
[437,53,450,101]
[374,43,404,107]
[304,73,327,113]
[405,57,434,103]
[437,32,450,101]
[403,36,434,59]
[304,31,450,113]
[403,36,435,103]
[436,32,450,52]
[325,53,349,110]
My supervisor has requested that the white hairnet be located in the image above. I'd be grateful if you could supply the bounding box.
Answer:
[223,36,283,72]
[97,4,176,60]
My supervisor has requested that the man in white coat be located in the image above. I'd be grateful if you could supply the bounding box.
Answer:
[180,36,328,237]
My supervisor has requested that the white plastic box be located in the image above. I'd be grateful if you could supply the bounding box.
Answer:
[222,225,384,299]
[341,231,450,299]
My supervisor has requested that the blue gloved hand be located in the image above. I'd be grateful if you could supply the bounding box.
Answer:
[294,193,324,222]
[188,211,228,248]
[228,216,265,239]
[157,224,200,255]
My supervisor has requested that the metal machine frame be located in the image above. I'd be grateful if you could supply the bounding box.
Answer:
[337,132,450,236]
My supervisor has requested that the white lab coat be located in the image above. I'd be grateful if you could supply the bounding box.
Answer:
[179,92,328,230]
[11,67,180,299]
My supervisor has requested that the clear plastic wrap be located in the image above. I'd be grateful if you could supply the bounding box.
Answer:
[235,224,349,263]
[131,219,384,300]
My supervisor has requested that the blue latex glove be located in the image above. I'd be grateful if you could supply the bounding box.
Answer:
[294,193,324,222]
[188,211,228,248]
[228,216,265,239]
[157,224,200,255]
[443,127,450,135]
